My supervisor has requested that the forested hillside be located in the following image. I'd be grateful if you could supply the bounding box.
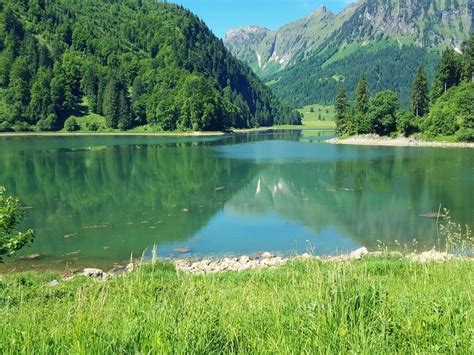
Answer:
[0,0,300,132]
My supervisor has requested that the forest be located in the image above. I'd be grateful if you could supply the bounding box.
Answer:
[0,0,301,132]
[334,35,474,142]
[268,40,442,108]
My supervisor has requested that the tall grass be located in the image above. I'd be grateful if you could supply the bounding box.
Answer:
[1,257,473,353]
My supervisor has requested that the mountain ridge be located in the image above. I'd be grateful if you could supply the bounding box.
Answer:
[224,0,472,107]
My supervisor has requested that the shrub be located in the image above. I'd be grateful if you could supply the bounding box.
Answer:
[423,83,473,137]
[86,122,100,131]
[456,128,474,142]
[37,114,58,131]
[0,187,35,262]
[396,111,419,137]
[64,117,80,132]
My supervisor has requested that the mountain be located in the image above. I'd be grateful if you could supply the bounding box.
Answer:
[224,6,338,77]
[0,0,300,132]
[224,0,473,107]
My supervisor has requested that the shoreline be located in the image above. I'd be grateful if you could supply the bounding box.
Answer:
[0,124,333,138]
[326,134,474,148]
[3,248,471,278]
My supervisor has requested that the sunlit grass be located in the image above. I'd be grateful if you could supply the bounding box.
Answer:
[1,258,472,353]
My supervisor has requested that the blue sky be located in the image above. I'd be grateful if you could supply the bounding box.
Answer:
[170,1,356,37]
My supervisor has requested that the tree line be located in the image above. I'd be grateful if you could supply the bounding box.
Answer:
[0,0,300,132]
[334,35,473,142]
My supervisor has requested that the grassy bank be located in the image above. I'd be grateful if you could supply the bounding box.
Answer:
[1,257,473,353]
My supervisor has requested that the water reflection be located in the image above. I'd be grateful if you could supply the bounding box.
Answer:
[0,131,472,269]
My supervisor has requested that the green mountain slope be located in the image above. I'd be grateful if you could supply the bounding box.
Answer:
[0,0,300,132]
[225,0,472,107]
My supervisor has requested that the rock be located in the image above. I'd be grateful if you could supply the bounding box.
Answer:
[125,262,139,272]
[46,279,60,287]
[261,252,273,259]
[239,255,250,264]
[350,247,369,260]
[174,246,190,254]
[107,265,127,277]
[83,268,104,278]
[411,250,453,263]
[21,253,41,260]
[300,253,312,259]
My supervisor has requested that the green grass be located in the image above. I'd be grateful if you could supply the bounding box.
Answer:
[295,104,336,129]
[1,258,473,353]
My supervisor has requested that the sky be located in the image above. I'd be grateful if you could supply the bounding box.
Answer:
[170,0,356,38]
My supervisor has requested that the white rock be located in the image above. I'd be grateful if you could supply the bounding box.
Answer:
[83,268,104,278]
[350,247,369,260]
[261,252,273,259]
[239,255,250,264]
[46,279,60,287]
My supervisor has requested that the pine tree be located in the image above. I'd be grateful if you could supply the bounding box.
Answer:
[334,84,350,134]
[81,66,98,112]
[431,48,462,101]
[102,76,120,129]
[462,34,474,83]
[411,66,429,117]
[28,67,52,124]
[118,89,132,130]
[355,73,369,115]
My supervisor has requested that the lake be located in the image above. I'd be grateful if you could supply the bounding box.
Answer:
[1,130,473,270]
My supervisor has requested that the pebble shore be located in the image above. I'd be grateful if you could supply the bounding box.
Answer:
[326,134,474,148]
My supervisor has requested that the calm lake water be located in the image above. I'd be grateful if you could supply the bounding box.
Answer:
[0,130,473,270]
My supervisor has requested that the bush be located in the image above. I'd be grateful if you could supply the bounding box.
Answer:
[64,117,80,132]
[423,83,473,137]
[37,114,58,131]
[396,111,419,137]
[456,128,474,142]
[0,187,35,262]
[86,122,100,131]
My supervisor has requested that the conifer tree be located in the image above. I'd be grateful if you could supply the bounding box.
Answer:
[411,66,429,117]
[334,84,350,134]
[431,48,462,101]
[118,89,131,130]
[355,73,369,115]
[461,34,474,83]
[102,76,120,128]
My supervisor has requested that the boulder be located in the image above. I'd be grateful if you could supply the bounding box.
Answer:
[46,279,60,287]
[83,268,104,278]
[350,247,369,260]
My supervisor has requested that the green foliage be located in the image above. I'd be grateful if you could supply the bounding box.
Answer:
[0,0,298,132]
[64,117,79,131]
[423,83,474,138]
[355,73,369,115]
[0,187,35,262]
[411,66,429,117]
[334,84,350,134]
[461,34,474,83]
[368,91,398,136]
[396,111,419,137]
[431,48,463,101]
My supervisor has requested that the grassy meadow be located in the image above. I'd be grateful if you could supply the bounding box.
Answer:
[1,257,473,353]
